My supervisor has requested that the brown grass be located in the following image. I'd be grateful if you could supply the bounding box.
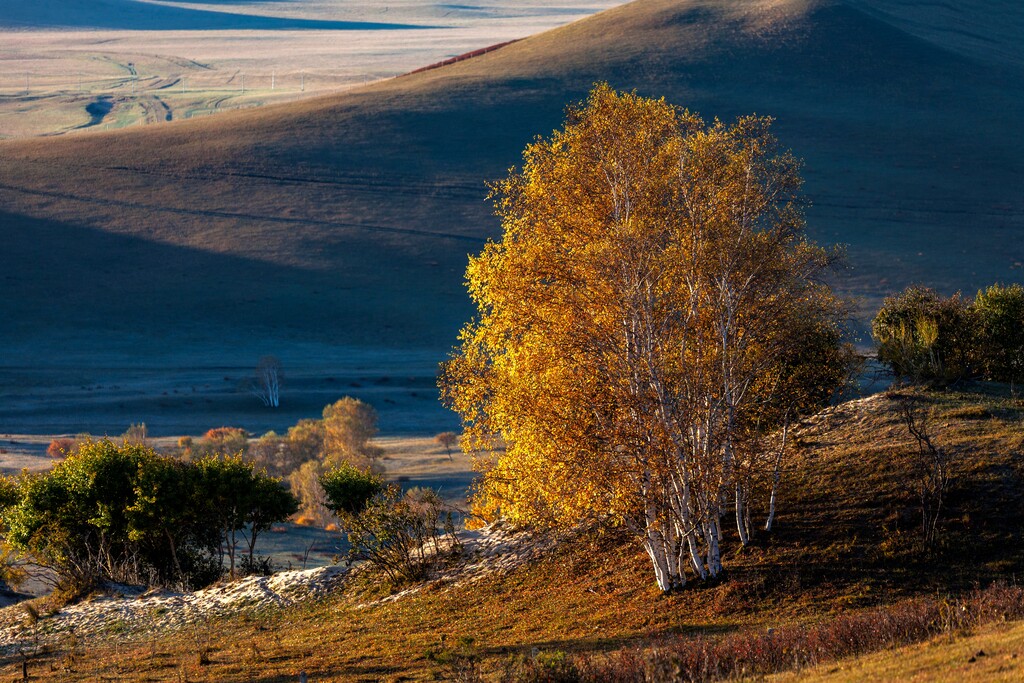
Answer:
[3,387,1024,680]
[770,618,1024,682]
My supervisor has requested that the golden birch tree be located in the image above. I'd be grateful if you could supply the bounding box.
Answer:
[441,85,851,592]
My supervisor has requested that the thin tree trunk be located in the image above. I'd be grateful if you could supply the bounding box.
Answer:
[165,529,183,581]
[735,481,750,546]
[765,413,790,532]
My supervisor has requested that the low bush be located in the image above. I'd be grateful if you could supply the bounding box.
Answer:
[974,283,1024,388]
[872,286,976,384]
[321,463,462,585]
[873,282,1024,387]
[45,438,77,459]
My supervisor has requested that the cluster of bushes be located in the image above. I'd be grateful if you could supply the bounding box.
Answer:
[0,440,297,595]
[25,396,463,592]
[497,583,1024,682]
[171,397,385,527]
[873,283,1024,386]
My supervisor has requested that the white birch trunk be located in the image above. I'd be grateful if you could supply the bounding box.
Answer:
[735,482,750,546]
[765,415,790,532]
[705,516,723,578]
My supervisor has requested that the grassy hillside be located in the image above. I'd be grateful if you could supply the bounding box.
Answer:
[2,387,1023,680]
[1,0,1023,434]
[771,618,1024,682]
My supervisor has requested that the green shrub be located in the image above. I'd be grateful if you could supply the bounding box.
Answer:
[1,441,296,591]
[322,464,461,585]
[974,283,1024,387]
[872,286,977,384]
[873,283,1024,388]
[320,461,385,516]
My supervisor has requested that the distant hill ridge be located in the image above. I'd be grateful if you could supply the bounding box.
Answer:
[0,0,433,30]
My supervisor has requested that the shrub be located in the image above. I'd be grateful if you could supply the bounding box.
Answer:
[46,438,77,459]
[973,283,1024,388]
[322,397,383,468]
[122,422,148,445]
[320,461,385,516]
[4,440,160,591]
[322,464,461,585]
[872,286,977,383]
[0,477,26,591]
[290,459,333,526]
[195,427,249,458]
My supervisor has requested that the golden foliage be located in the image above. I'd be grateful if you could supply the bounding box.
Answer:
[442,85,851,590]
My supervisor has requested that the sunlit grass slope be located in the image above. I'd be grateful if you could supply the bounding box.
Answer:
[770,619,1024,682]
[1,0,1021,367]
[4,387,1024,680]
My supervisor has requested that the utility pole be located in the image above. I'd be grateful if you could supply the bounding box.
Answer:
[271,70,275,90]
[25,73,29,95]
[300,73,304,92]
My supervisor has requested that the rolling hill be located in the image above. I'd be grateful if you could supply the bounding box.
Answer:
[1,0,1022,434]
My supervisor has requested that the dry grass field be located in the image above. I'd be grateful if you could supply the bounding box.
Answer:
[1,0,1022,438]
[0,1,626,137]
[2,387,1023,680]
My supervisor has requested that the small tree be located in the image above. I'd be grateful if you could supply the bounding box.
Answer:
[286,418,327,468]
[46,438,77,460]
[122,422,148,446]
[194,427,249,459]
[290,459,333,525]
[4,441,160,591]
[128,455,221,587]
[322,397,383,468]
[322,463,460,584]
[896,394,953,550]
[250,355,282,408]
[239,471,298,569]
[434,432,459,461]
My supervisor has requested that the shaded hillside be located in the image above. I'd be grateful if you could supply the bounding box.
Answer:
[1,0,1022,431]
